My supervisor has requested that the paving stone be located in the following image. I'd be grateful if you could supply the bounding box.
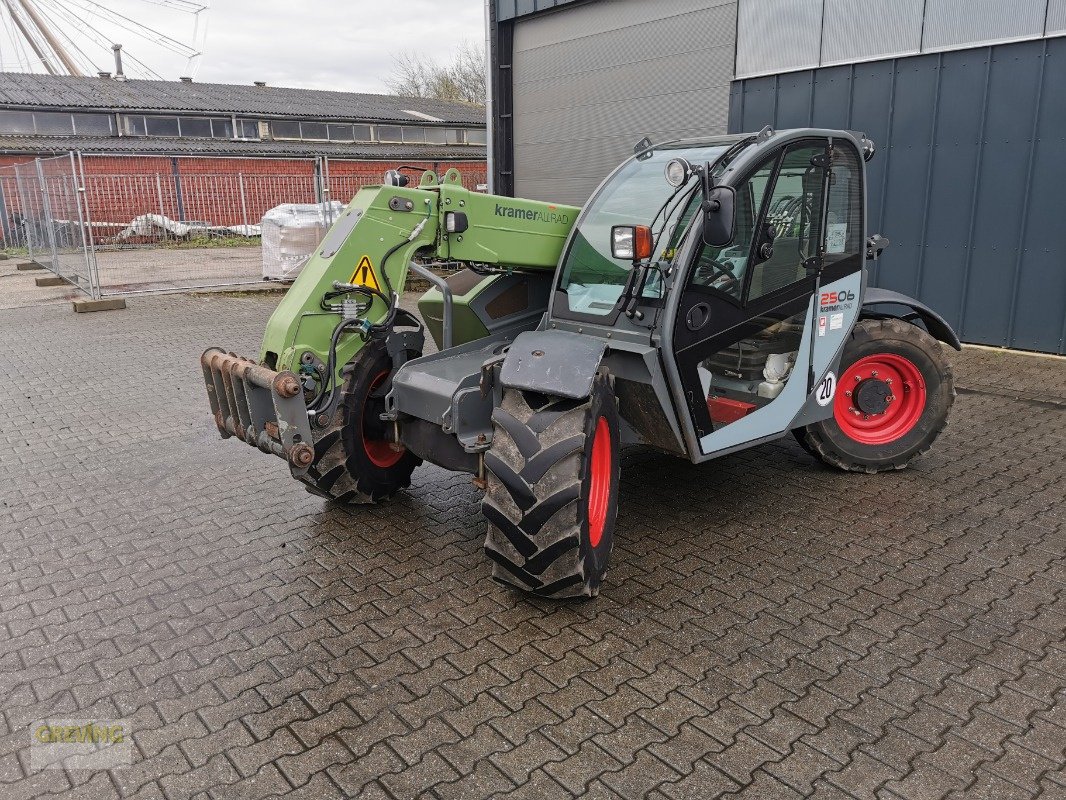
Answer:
[0,293,1061,800]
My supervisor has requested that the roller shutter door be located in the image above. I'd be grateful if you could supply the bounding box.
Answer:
[511,0,738,205]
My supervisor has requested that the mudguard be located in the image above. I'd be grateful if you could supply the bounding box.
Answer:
[500,330,607,400]
[862,287,962,351]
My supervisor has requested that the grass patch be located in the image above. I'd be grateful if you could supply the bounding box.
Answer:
[159,235,261,250]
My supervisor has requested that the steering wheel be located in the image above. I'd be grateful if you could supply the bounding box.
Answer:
[694,256,739,291]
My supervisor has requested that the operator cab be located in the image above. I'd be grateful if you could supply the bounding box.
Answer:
[550,129,868,459]
[552,135,753,331]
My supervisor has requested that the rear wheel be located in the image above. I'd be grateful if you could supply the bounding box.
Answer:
[483,372,619,598]
[795,318,954,472]
[300,341,421,503]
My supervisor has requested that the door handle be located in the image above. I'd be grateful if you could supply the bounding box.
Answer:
[686,302,711,331]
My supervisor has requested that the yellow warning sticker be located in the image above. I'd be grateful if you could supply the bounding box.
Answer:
[350,255,381,291]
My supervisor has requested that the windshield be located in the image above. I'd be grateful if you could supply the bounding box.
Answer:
[557,142,734,316]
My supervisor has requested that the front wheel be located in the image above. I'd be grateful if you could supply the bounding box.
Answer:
[482,372,620,598]
[300,340,422,503]
[795,318,955,473]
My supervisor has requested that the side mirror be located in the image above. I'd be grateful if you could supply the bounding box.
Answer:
[703,186,736,248]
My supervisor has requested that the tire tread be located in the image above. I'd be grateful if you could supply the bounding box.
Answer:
[483,392,596,598]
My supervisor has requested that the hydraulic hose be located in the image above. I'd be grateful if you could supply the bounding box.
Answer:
[308,317,363,414]
[309,212,432,415]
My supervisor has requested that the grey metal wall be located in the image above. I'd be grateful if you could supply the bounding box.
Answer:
[510,0,736,204]
[496,0,583,21]
[730,38,1066,354]
[736,0,1066,78]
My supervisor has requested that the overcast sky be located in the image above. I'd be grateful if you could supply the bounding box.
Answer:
[0,0,487,93]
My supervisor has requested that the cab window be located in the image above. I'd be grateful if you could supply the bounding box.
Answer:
[824,144,863,265]
[747,144,827,302]
[688,157,776,301]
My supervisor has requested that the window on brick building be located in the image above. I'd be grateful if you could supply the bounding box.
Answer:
[34,112,75,135]
[402,127,425,144]
[424,127,447,145]
[328,124,353,141]
[300,122,327,140]
[352,125,372,141]
[73,114,113,135]
[178,117,212,137]
[446,128,464,145]
[235,119,259,139]
[211,118,233,138]
[145,116,179,136]
[121,115,146,136]
[0,110,35,134]
[466,128,487,146]
[271,120,301,139]
[0,110,43,134]
[376,125,402,143]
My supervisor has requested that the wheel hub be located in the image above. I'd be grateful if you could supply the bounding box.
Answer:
[833,353,927,445]
[362,369,404,468]
[854,378,892,415]
[587,416,612,549]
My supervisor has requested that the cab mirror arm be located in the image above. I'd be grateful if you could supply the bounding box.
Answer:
[699,166,736,248]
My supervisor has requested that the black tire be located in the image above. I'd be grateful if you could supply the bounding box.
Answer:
[300,341,421,503]
[482,372,620,599]
[795,318,954,473]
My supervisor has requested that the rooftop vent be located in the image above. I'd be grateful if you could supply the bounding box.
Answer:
[112,43,126,81]
[97,71,111,79]
[253,81,266,87]
[180,76,192,83]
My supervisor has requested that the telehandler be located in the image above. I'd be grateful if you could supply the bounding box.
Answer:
[203,127,958,598]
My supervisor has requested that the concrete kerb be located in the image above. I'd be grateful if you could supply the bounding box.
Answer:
[73,297,126,313]
[35,275,70,287]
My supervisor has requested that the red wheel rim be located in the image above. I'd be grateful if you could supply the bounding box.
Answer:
[834,353,926,445]
[587,416,612,548]
[362,370,404,468]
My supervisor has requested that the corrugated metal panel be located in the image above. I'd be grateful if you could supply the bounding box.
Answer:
[513,0,727,51]
[733,0,1062,75]
[922,0,1047,50]
[1046,0,1066,34]
[496,0,584,22]
[960,39,1045,348]
[511,0,736,205]
[0,73,485,123]
[1011,36,1066,352]
[820,0,924,65]
[731,38,1066,353]
[736,0,822,78]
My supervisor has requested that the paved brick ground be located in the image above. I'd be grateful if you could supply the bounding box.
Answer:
[1,294,1063,799]
[0,248,264,311]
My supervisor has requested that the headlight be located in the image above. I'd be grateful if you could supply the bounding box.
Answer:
[611,226,635,260]
[611,225,653,262]
[665,158,692,188]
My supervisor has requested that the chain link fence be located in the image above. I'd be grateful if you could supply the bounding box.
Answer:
[1,153,487,298]
[0,153,98,296]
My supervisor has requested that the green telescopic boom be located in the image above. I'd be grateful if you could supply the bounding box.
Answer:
[258,168,580,381]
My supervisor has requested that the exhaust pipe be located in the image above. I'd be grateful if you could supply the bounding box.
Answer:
[112,44,125,81]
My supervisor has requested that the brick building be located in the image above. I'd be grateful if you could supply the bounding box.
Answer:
[0,72,487,234]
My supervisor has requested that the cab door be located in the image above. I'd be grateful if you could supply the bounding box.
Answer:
[670,138,862,457]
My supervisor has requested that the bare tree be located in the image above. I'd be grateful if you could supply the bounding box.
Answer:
[385,41,486,106]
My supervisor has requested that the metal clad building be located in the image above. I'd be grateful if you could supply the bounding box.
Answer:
[491,0,1066,353]
[492,0,737,205]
